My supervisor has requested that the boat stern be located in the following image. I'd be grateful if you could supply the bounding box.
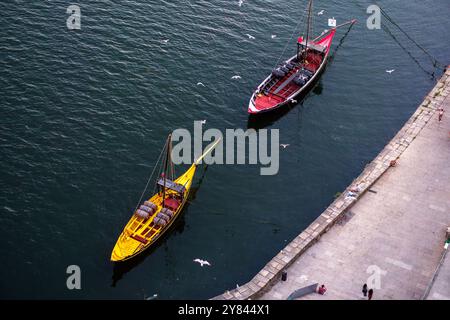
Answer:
[248,96,260,114]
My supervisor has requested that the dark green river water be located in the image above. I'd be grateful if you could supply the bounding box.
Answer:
[1,0,449,299]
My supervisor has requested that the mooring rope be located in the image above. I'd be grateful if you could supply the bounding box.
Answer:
[381,22,437,79]
[378,6,447,70]
[350,0,446,77]
[327,22,356,64]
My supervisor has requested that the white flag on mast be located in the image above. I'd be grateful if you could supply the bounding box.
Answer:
[328,17,337,27]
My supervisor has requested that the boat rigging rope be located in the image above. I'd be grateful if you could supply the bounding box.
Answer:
[133,141,167,214]
[272,5,308,69]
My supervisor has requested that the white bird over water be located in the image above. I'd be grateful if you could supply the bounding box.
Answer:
[231,75,241,80]
[280,144,290,149]
[200,120,206,125]
[291,99,298,104]
[161,39,169,44]
[318,10,325,15]
[271,35,277,39]
[194,259,211,267]
[238,0,244,7]
[245,34,255,40]
[197,82,205,86]
[386,69,395,74]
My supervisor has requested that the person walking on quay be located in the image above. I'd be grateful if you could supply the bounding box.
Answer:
[318,284,327,295]
[362,284,368,297]
[438,107,444,122]
[368,289,374,300]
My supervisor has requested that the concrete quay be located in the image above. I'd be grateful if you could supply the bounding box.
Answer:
[213,68,450,300]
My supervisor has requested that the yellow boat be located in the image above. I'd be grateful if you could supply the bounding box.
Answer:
[111,135,220,262]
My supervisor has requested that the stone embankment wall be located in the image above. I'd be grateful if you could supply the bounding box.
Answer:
[212,68,450,300]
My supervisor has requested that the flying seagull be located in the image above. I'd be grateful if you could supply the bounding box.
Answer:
[290,99,298,104]
[200,120,206,125]
[161,39,169,44]
[238,0,244,7]
[386,69,395,74]
[271,35,277,39]
[320,29,329,36]
[318,10,325,15]
[197,82,205,86]
[193,259,211,267]
[231,75,241,80]
[280,144,290,149]
[245,34,255,40]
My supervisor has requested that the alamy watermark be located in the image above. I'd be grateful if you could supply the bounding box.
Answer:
[171,121,280,176]
[366,264,387,289]
[64,5,382,31]
[67,5,81,30]
[66,265,81,290]
[367,5,381,30]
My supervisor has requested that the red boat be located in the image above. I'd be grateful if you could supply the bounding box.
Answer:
[248,1,356,115]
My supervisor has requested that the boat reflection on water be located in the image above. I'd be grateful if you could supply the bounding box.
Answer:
[247,103,297,130]
[111,165,209,287]
[312,80,323,95]
[187,164,209,203]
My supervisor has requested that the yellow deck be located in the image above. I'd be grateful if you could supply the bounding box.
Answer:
[111,164,197,261]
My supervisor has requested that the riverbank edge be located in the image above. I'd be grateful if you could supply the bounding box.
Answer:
[211,68,450,300]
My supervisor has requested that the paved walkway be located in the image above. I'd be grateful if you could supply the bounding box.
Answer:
[427,241,450,300]
[260,85,450,300]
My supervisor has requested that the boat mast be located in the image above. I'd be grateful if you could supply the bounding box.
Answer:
[169,136,175,181]
[161,134,171,208]
[303,0,313,62]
